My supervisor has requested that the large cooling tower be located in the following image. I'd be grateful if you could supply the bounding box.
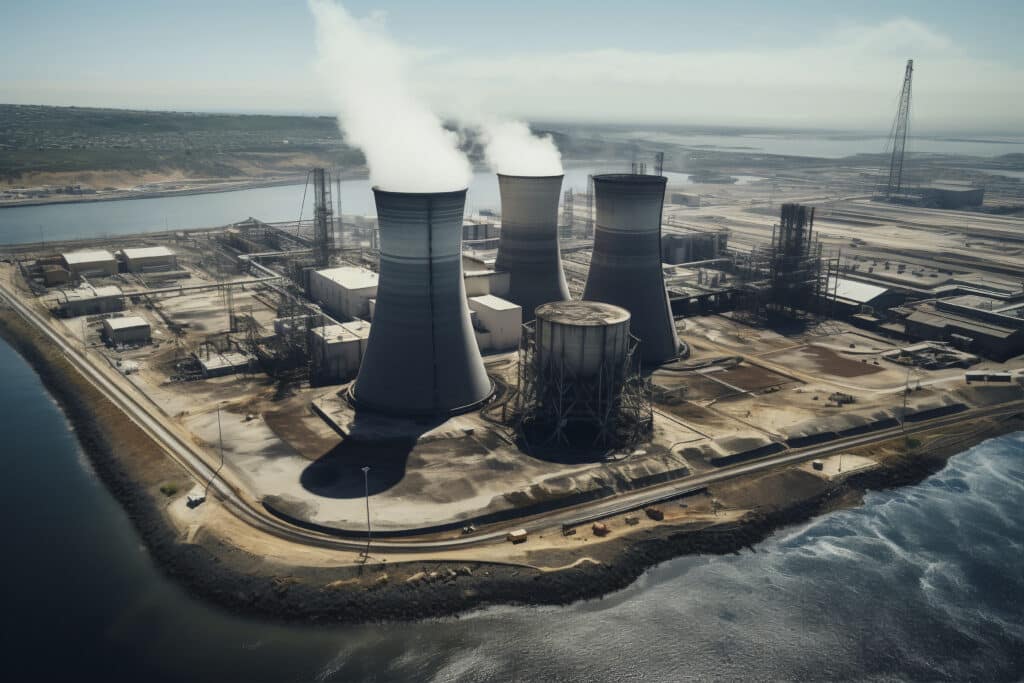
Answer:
[349,188,492,416]
[495,174,570,322]
[582,174,680,365]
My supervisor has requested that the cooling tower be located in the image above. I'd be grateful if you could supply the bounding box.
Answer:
[349,188,492,416]
[495,174,570,322]
[582,174,680,365]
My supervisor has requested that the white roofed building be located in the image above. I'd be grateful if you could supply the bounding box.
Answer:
[119,246,177,273]
[61,249,116,278]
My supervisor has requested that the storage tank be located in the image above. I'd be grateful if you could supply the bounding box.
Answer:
[494,174,570,322]
[534,301,630,379]
[349,188,492,416]
[583,174,680,365]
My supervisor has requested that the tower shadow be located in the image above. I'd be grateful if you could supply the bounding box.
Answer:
[299,409,442,499]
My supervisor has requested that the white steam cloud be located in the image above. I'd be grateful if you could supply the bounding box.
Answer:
[478,119,563,177]
[308,0,471,192]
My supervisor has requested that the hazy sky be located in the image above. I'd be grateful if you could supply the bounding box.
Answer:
[4,0,1023,133]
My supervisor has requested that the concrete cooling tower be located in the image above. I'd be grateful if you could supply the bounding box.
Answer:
[582,174,680,365]
[494,174,570,322]
[349,188,492,416]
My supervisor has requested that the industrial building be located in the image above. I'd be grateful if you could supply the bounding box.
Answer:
[196,349,256,378]
[669,192,700,207]
[310,320,371,384]
[118,246,178,273]
[463,218,500,249]
[918,183,985,209]
[827,276,900,317]
[463,255,511,298]
[661,229,729,264]
[350,188,492,416]
[308,266,379,320]
[41,264,70,286]
[60,249,117,278]
[53,285,124,317]
[494,174,570,321]
[583,174,680,364]
[733,203,837,322]
[897,297,1024,361]
[102,316,151,346]
[469,294,521,352]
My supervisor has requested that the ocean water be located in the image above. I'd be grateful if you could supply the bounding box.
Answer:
[0,337,1021,681]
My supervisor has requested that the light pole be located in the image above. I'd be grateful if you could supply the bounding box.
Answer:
[361,466,371,561]
[900,361,912,439]
[205,402,226,498]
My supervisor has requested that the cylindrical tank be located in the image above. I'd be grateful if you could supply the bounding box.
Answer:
[495,174,570,322]
[534,301,630,379]
[350,188,492,416]
[583,174,680,365]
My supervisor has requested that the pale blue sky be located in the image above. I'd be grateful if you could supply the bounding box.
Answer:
[4,1,1022,132]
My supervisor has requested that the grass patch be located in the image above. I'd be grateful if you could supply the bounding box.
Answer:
[159,483,179,497]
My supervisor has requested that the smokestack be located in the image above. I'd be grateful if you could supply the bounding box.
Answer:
[583,174,680,364]
[350,188,492,415]
[495,174,570,321]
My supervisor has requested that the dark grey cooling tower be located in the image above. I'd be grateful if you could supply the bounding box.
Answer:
[350,188,492,416]
[495,174,570,322]
[582,174,680,365]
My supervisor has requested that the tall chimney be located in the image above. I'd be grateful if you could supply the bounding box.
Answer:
[495,174,570,321]
[350,188,492,415]
[583,174,679,364]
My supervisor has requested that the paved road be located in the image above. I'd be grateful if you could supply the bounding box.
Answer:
[2,279,1021,554]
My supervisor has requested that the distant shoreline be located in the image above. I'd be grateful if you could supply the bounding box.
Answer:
[0,171,376,210]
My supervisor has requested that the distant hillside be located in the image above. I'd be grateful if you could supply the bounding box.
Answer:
[0,104,365,182]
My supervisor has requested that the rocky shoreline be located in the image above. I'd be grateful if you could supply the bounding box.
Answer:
[1,306,1021,625]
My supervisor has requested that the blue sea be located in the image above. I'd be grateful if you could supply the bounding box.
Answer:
[0,338,1021,681]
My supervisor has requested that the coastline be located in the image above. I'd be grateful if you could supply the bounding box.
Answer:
[0,166,372,210]
[0,176,311,209]
[1,306,1022,624]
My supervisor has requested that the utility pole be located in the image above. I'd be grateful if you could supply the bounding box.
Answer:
[361,465,371,561]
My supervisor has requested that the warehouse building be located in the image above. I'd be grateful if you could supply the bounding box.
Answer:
[464,268,511,298]
[661,230,728,264]
[118,246,178,273]
[669,192,700,207]
[60,250,117,278]
[463,253,511,298]
[827,276,901,317]
[310,320,371,384]
[53,285,125,317]
[308,266,379,320]
[917,183,985,209]
[41,265,70,286]
[102,316,151,346]
[900,299,1024,361]
[469,295,521,353]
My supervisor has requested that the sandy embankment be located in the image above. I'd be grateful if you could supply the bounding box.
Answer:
[1,305,1022,623]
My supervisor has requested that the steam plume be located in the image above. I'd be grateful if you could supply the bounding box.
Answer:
[309,0,471,192]
[478,119,563,176]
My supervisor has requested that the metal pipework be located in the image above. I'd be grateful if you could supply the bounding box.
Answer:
[495,174,570,322]
[582,174,680,365]
[349,188,492,416]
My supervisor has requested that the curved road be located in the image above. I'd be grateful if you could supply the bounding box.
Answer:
[2,279,1021,554]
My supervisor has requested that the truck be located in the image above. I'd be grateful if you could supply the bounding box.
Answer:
[506,528,528,544]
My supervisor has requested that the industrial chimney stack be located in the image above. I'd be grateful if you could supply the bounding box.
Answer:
[350,188,492,415]
[583,174,679,364]
[494,174,570,321]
